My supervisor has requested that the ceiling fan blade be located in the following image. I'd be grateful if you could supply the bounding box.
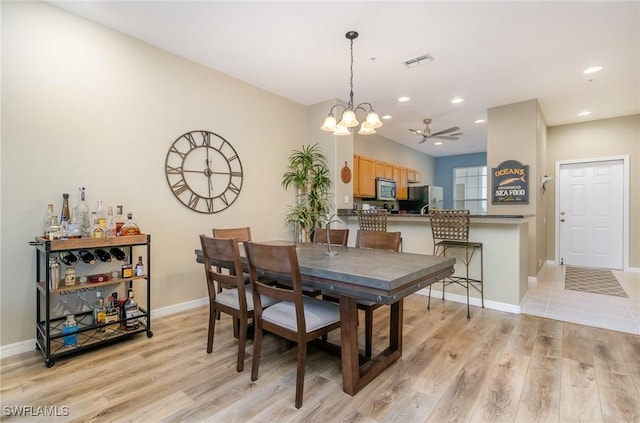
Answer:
[431,135,460,140]
[430,126,460,137]
[418,136,428,144]
[408,128,424,136]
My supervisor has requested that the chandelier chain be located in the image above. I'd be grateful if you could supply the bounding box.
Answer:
[348,37,354,109]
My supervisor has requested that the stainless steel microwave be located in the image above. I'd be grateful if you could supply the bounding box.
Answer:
[376,178,396,201]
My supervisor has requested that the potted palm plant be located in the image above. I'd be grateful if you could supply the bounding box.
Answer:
[282,143,334,243]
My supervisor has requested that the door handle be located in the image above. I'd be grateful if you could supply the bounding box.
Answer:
[560,219,565,222]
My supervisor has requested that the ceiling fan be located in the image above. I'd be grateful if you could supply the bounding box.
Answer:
[409,118,462,144]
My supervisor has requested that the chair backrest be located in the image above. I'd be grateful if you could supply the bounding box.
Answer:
[212,226,252,243]
[313,228,349,247]
[244,242,307,332]
[429,209,471,242]
[356,209,388,231]
[199,234,248,310]
[355,229,401,252]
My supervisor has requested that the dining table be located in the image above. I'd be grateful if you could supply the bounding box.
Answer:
[195,241,455,396]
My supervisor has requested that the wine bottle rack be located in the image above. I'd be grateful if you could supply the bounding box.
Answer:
[31,234,152,367]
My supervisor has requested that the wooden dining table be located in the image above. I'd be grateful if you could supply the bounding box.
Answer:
[195,241,455,396]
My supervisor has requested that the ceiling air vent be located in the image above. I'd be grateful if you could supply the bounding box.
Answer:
[404,53,434,68]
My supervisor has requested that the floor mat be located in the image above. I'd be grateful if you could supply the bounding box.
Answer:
[564,266,628,297]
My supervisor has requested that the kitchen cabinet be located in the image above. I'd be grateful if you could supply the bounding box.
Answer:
[375,161,386,179]
[353,155,359,196]
[407,169,422,183]
[32,235,152,367]
[399,167,409,200]
[357,156,376,198]
[384,163,394,180]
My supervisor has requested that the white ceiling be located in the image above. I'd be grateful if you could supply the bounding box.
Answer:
[49,1,639,157]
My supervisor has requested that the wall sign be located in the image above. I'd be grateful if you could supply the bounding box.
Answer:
[492,160,529,204]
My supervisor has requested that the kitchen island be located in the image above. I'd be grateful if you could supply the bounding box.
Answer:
[337,211,532,313]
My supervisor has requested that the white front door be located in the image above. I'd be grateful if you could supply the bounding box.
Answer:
[558,160,623,269]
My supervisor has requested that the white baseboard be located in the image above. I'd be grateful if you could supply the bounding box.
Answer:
[0,296,209,360]
[528,276,537,283]
[414,289,521,314]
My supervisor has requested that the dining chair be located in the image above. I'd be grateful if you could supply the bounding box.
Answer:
[245,241,341,409]
[428,209,484,318]
[356,209,388,231]
[313,228,349,246]
[199,235,279,372]
[355,229,401,357]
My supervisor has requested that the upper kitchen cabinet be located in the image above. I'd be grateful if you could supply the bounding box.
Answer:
[407,169,422,183]
[355,155,375,198]
[353,155,359,196]
[375,160,386,179]
[392,166,408,200]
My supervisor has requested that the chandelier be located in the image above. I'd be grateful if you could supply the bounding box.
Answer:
[320,31,383,136]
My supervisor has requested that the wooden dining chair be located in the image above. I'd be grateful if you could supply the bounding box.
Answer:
[313,228,349,246]
[199,235,279,372]
[212,226,252,244]
[354,229,401,357]
[245,241,341,409]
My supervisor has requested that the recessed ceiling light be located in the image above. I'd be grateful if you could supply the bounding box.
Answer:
[451,97,464,104]
[474,119,486,124]
[382,115,392,120]
[583,66,603,74]
[578,111,592,117]
[398,96,410,102]
[434,141,443,146]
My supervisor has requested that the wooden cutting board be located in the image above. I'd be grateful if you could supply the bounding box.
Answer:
[341,161,352,183]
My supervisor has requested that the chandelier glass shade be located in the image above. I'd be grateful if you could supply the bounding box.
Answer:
[321,31,383,136]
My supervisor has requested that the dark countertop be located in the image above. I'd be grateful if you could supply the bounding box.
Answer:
[337,209,532,219]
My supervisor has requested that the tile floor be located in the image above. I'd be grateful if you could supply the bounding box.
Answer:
[521,263,640,335]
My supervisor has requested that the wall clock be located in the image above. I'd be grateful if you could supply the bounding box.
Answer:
[165,130,243,214]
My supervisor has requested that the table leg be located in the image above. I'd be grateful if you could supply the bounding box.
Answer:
[339,296,404,396]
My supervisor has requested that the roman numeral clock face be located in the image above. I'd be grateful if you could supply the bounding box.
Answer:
[165,130,243,213]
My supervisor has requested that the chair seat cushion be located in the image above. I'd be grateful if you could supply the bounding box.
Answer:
[262,297,340,333]
[216,284,279,311]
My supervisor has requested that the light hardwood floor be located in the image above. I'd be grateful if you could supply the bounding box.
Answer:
[2,295,640,422]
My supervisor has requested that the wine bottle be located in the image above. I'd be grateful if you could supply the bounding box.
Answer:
[78,249,95,264]
[77,187,91,238]
[95,248,112,262]
[59,251,78,266]
[109,247,127,261]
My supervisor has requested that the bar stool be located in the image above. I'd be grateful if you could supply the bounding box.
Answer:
[428,209,483,318]
[356,209,388,231]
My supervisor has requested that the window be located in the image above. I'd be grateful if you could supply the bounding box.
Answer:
[453,166,487,214]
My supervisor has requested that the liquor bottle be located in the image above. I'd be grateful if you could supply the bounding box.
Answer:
[60,193,71,223]
[77,187,91,238]
[135,256,144,276]
[94,296,107,331]
[78,249,96,264]
[48,215,60,240]
[124,289,139,331]
[62,315,78,347]
[96,201,107,233]
[106,205,117,237]
[59,251,78,266]
[91,212,104,238]
[67,207,82,238]
[44,204,54,238]
[95,248,112,262]
[104,295,119,335]
[59,215,69,239]
[120,213,141,236]
[109,247,127,261]
[115,205,125,236]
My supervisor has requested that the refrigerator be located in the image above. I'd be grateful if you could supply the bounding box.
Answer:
[398,185,443,214]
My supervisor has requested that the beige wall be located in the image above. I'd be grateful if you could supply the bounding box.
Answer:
[487,99,547,277]
[546,114,640,268]
[1,2,308,346]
